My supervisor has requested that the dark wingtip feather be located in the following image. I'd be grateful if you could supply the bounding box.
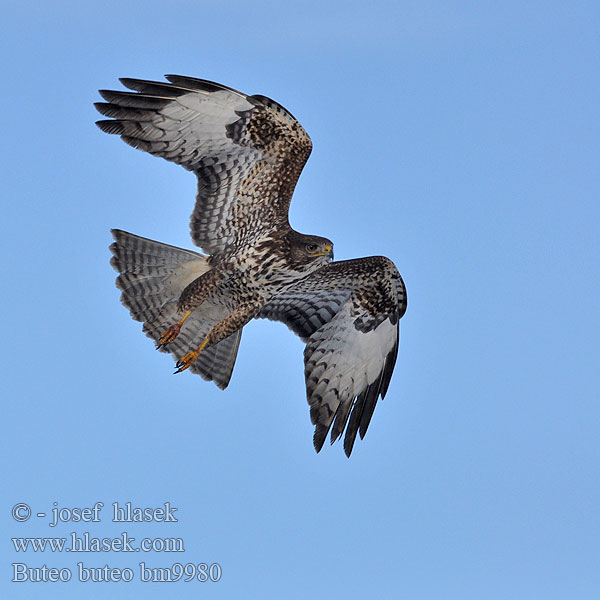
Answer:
[98,89,171,109]
[96,120,125,135]
[94,101,113,116]
[165,74,246,97]
[95,101,155,120]
[343,433,356,457]
[330,401,352,445]
[344,393,365,457]
[343,379,382,455]
[313,425,328,453]
[98,89,115,102]
[358,380,382,440]
[119,77,191,97]
[380,334,399,400]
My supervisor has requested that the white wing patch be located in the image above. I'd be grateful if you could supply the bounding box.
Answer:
[148,91,257,169]
[304,301,399,456]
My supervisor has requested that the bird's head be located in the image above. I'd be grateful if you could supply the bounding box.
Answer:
[286,231,334,270]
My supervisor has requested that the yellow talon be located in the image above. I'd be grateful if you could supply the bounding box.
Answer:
[173,338,210,373]
[158,323,181,347]
[157,311,192,348]
[174,350,199,373]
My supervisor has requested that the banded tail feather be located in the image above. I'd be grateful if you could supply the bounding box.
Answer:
[109,229,242,389]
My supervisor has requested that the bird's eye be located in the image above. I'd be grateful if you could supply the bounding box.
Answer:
[306,244,318,253]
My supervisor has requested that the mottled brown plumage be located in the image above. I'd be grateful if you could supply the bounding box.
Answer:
[98,75,407,456]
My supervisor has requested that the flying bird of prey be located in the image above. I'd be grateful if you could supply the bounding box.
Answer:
[95,75,407,456]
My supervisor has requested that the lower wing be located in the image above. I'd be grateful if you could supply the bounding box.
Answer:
[259,256,407,456]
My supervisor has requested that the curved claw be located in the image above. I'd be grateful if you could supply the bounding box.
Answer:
[157,311,192,349]
[157,323,182,349]
[174,349,200,374]
[173,338,210,374]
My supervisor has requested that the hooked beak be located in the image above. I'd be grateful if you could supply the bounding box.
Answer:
[312,244,334,260]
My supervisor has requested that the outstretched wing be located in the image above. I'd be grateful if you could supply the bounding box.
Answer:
[259,257,407,456]
[95,75,312,257]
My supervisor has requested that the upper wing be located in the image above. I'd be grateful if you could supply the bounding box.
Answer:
[259,256,407,456]
[95,75,312,257]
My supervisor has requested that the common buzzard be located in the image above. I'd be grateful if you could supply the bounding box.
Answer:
[96,75,407,456]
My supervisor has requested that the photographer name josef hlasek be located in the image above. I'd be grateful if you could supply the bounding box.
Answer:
[48,501,178,527]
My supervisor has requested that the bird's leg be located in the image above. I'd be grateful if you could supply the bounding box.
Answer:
[157,268,225,349]
[157,310,192,348]
[174,302,261,373]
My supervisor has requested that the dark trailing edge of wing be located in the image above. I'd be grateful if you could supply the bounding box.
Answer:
[310,320,400,458]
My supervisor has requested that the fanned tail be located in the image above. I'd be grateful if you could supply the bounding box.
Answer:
[109,229,241,389]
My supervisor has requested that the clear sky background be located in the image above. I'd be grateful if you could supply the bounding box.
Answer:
[2,1,599,598]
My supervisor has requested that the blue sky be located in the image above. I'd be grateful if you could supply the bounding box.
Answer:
[2,1,599,598]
